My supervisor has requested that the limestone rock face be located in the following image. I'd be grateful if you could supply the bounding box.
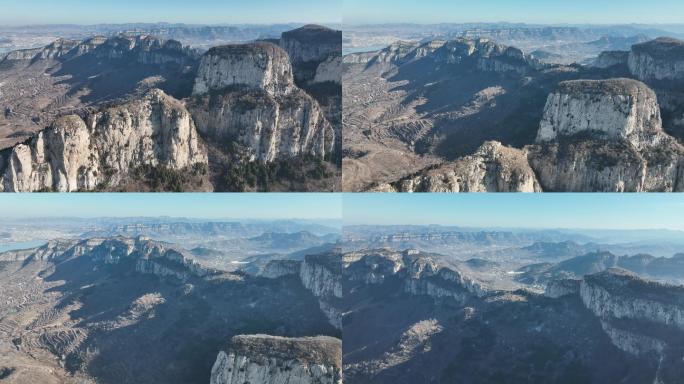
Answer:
[210,335,342,384]
[435,38,537,73]
[383,141,541,192]
[300,253,342,329]
[190,88,333,162]
[192,43,294,96]
[190,41,335,162]
[344,249,485,301]
[628,37,684,82]
[593,50,629,68]
[0,89,208,192]
[578,268,684,378]
[313,55,342,84]
[536,79,663,149]
[529,78,684,192]
[581,269,684,331]
[1,34,196,67]
[280,25,342,84]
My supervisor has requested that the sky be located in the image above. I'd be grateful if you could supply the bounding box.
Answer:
[343,194,684,231]
[0,0,341,26]
[343,0,684,25]
[0,194,342,220]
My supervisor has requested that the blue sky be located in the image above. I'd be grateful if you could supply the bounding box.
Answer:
[0,194,342,220]
[344,0,684,25]
[0,0,341,25]
[343,194,684,230]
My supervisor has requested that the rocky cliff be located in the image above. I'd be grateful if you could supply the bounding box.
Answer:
[0,236,211,281]
[628,37,684,82]
[189,42,335,162]
[280,25,342,84]
[581,269,684,331]
[300,253,342,329]
[363,37,539,74]
[192,43,294,96]
[344,249,485,302]
[593,50,629,68]
[376,141,540,192]
[577,269,684,381]
[536,79,663,148]
[529,78,684,192]
[209,335,342,384]
[1,34,197,68]
[0,88,207,192]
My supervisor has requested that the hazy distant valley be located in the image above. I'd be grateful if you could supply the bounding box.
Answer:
[0,23,342,192]
[343,23,684,191]
[0,217,342,383]
[341,225,684,383]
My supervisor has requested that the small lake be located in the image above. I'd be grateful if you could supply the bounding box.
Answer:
[0,240,46,253]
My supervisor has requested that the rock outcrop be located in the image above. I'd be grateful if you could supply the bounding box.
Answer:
[378,141,540,192]
[363,37,539,74]
[209,335,342,384]
[280,25,342,84]
[1,34,197,68]
[593,50,629,68]
[192,43,294,96]
[0,89,207,192]
[581,269,684,331]
[628,37,684,82]
[189,42,335,162]
[344,249,485,301]
[536,79,663,149]
[529,78,684,192]
[0,236,211,281]
[577,269,684,382]
[300,253,342,329]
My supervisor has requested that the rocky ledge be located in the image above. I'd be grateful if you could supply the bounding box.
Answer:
[0,89,208,192]
[210,335,342,384]
[376,141,540,192]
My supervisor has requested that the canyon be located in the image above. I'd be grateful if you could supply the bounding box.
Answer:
[344,33,684,191]
[0,24,341,192]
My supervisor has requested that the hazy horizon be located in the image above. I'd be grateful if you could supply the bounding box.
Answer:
[344,0,684,25]
[343,194,684,231]
[0,0,341,26]
[0,194,343,220]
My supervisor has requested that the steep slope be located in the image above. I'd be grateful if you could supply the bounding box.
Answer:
[0,34,199,149]
[189,42,335,163]
[0,89,208,192]
[342,249,656,384]
[528,78,684,191]
[0,237,337,384]
[210,335,342,384]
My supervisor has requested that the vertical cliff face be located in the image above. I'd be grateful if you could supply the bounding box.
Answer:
[189,42,335,162]
[628,38,684,82]
[192,43,294,96]
[344,250,484,302]
[0,89,207,192]
[536,79,663,148]
[190,88,333,162]
[529,78,684,192]
[209,335,342,384]
[580,270,684,330]
[577,269,684,382]
[433,38,537,73]
[279,25,342,85]
[300,253,342,329]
